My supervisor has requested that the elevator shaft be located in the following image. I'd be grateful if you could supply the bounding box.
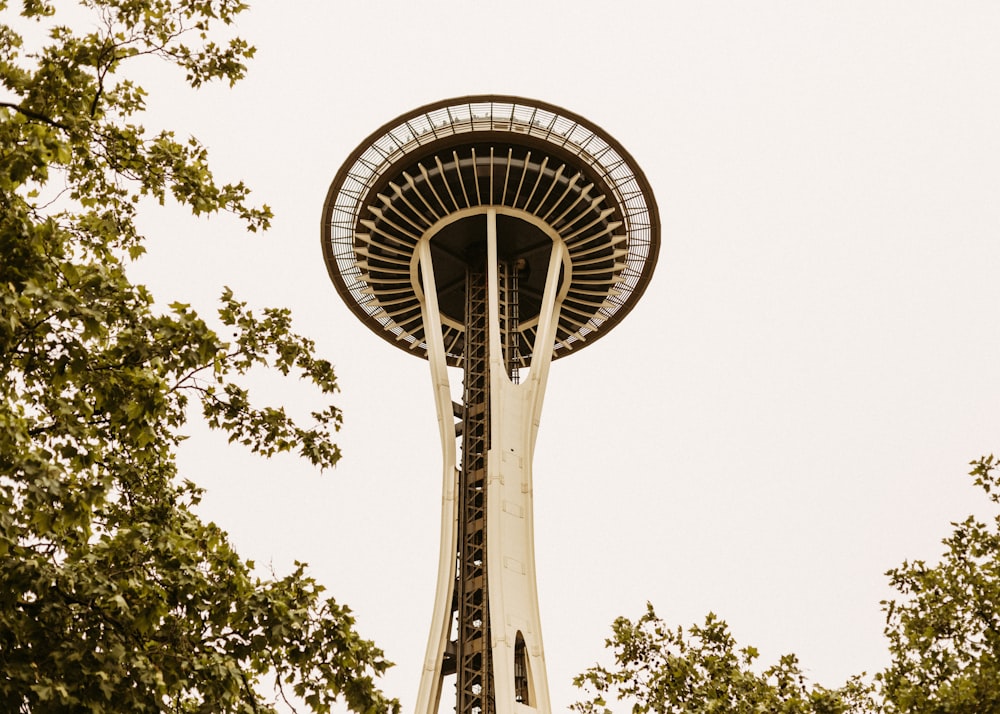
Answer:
[454,261,519,714]
[455,266,492,714]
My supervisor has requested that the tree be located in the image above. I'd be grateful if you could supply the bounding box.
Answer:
[878,454,1000,713]
[0,1,398,712]
[571,605,875,714]
[574,456,1000,714]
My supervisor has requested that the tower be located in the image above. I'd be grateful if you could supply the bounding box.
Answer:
[322,96,659,714]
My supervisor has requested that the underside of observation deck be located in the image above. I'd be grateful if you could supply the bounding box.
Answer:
[322,96,660,368]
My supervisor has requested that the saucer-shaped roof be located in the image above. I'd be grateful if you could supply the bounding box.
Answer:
[321,95,660,368]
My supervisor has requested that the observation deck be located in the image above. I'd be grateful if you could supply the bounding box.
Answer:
[322,95,660,368]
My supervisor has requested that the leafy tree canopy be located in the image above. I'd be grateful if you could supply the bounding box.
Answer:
[574,456,1000,714]
[879,454,1000,713]
[0,1,398,711]
[572,605,876,714]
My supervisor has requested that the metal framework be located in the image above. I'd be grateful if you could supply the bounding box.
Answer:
[457,266,492,714]
[321,96,660,714]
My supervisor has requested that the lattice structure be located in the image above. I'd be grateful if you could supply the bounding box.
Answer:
[457,268,492,714]
[454,259,521,714]
[499,262,521,383]
[321,96,660,714]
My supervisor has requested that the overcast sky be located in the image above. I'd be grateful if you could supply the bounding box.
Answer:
[116,2,1000,711]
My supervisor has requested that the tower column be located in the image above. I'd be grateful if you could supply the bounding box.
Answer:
[322,95,659,714]
[415,210,566,714]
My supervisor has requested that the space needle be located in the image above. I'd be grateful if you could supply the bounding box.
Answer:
[322,96,659,714]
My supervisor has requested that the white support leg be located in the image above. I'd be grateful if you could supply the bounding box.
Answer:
[415,239,459,714]
[486,209,566,714]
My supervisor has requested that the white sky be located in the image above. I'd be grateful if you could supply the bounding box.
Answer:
[118,1,1000,711]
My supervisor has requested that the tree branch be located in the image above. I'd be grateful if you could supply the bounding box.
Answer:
[0,102,69,131]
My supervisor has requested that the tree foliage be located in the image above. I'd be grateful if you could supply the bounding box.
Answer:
[575,456,1000,714]
[572,606,875,714]
[0,1,397,711]
[879,455,1000,713]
